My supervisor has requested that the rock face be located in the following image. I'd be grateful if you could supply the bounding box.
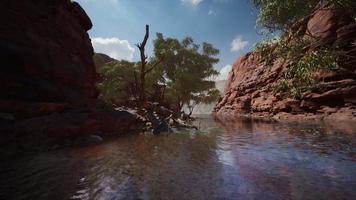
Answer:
[215,7,356,121]
[94,53,117,70]
[0,0,143,150]
[0,0,97,101]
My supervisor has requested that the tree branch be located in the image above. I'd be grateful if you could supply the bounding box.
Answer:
[136,25,150,104]
[144,57,164,75]
[140,25,149,49]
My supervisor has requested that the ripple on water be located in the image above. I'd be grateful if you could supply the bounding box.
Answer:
[1,116,356,200]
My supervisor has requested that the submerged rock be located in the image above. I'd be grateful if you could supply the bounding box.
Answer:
[87,135,103,145]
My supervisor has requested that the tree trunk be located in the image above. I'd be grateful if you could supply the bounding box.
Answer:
[136,25,149,105]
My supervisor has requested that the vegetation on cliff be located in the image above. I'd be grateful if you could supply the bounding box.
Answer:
[253,0,356,32]
[252,0,355,99]
[215,0,355,120]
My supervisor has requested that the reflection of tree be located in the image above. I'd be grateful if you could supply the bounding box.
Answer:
[71,133,227,199]
[3,118,355,200]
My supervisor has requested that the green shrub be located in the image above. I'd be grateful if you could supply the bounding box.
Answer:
[276,48,340,99]
[276,78,289,92]
[254,35,315,66]
[254,38,279,64]
[252,0,356,32]
[97,61,137,104]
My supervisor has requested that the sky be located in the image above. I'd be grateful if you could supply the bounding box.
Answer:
[76,0,264,80]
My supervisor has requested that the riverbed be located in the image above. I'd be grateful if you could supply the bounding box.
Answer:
[1,116,355,200]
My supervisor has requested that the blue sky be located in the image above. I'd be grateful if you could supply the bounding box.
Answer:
[76,0,264,80]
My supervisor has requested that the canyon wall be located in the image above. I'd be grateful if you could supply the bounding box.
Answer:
[0,0,97,101]
[0,0,142,148]
[215,7,356,121]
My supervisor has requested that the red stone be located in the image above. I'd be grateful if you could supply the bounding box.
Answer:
[215,6,356,121]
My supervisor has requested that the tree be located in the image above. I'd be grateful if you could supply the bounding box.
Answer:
[252,0,356,32]
[96,32,221,115]
[135,25,164,105]
[96,56,165,106]
[97,60,137,105]
[186,88,221,117]
[154,33,220,115]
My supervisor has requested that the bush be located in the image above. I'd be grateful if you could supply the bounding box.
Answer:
[254,35,314,65]
[276,48,340,99]
[252,0,356,32]
[254,38,279,65]
[97,61,137,104]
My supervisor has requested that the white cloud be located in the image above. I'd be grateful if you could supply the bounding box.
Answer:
[213,0,230,3]
[181,0,203,6]
[91,37,135,61]
[216,65,232,81]
[208,10,216,15]
[230,36,249,52]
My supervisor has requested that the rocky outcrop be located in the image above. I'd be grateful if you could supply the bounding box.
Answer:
[0,0,143,150]
[215,7,356,121]
[0,0,97,101]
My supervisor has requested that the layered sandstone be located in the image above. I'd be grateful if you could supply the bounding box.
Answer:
[215,7,356,121]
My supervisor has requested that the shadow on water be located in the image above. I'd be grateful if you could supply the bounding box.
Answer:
[0,115,355,200]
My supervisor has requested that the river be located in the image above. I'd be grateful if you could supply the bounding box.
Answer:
[1,116,355,200]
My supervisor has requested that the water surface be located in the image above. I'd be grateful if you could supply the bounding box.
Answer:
[1,116,355,200]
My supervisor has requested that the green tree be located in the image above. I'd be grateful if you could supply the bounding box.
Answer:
[96,33,221,115]
[96,57,165,105]
[154,33,220,115]
[252,0,356,32]
[186,88,221,117]
[97,60,137,105]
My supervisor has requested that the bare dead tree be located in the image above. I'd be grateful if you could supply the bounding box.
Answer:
[136,25,149,104]
[135,25,164,105]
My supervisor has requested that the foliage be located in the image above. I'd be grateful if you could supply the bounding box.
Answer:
[276,48,340,99]
[195,88,221,105]
[93,53,115,70]
[96,58,166,105]
[254,34,314,65]
[251,0,352,99]
[144,59,166,95]
[252,0,356,32]
[253,38,279,64]
[253,0,317,31]
[186,88,221,116]
[97,60,137,104]
[154,33,220,113]
[275,36,312,60]
[96,34,221,115]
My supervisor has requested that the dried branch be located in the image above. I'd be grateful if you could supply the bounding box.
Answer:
[144,57,164,75]
[137,25,150,104]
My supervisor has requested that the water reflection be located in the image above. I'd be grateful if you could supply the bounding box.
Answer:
[0,116,355,200]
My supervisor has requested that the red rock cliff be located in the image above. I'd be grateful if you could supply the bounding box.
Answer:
[215,7,356,121]
[0,0,143,148]
[0,0,97,101]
